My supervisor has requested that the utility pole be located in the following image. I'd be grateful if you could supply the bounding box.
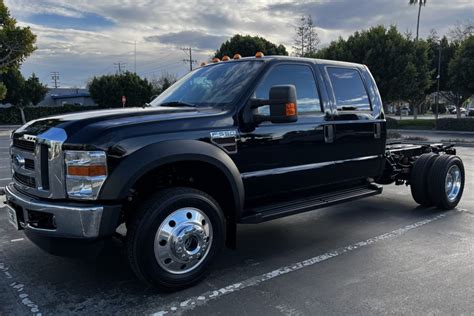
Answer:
[134,41,137,74]
[114,62,127,75]
[182,47,197,72]
[50,72,60,88]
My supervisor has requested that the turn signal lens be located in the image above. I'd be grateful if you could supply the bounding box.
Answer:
[222,55,230,61]
[67,165,107,177]
[212,58,220,63]
[255,52,264,58]
[285,103,296,116]
[233,54,242,60]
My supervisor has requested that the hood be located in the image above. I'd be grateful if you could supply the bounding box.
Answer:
[13,106,230,147]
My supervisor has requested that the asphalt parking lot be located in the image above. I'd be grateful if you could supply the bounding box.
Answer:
[0,128,473,315]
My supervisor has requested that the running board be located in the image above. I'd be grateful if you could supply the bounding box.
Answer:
[240,183,383,224]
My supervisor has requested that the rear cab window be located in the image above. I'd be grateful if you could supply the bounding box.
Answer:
[254,63,323,117]
[326,67,372,112]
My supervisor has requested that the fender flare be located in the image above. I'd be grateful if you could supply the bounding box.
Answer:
[100,140,245,218]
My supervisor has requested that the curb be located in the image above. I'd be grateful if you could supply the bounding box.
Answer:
[391,129,474,135]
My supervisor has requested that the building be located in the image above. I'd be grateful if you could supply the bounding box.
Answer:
[37,88,96,107]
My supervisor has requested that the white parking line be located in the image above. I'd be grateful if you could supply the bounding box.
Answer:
[0,177,11,181]
[10,238,24,242]
[151,212,452,315]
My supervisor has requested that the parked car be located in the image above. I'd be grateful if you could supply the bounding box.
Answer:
[4,55,466,290]
[450,107,467,115]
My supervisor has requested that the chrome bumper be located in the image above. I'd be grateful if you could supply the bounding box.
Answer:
[4,183,114,238]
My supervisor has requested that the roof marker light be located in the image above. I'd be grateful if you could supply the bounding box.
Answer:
[222,55,230,61]
[255,52,264,58]
[233,54,242,60]
[212,58,220,63]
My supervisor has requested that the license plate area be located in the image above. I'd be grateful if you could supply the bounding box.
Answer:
[6,204,23,231]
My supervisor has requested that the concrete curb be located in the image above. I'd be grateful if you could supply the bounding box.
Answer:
[391,129,474,135]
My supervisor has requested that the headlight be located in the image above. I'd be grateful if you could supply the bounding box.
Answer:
[65,150,107,200]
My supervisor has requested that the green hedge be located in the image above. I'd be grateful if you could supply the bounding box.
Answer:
[0,105,102,125]
[397,119,436,130]
[386,117,398,129]
[436,118,474,131]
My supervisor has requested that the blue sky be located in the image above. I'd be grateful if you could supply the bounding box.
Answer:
[5,0,474,87]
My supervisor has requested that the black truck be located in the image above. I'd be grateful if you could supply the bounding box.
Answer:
[4,55,465,289]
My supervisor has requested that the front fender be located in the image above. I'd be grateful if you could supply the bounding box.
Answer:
[99,140,245,215]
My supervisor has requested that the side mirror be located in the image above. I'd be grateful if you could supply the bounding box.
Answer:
[251,85,298,124]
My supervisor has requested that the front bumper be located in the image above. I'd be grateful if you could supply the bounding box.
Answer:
[4,183,121,239]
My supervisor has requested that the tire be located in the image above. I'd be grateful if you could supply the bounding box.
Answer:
[427,155,465,210]
[410,153,439,207]
[126,187,225,289]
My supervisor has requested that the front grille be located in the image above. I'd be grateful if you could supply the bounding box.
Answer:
[24,159,35,170]
[13,172,36,188]
[13,138,35,152]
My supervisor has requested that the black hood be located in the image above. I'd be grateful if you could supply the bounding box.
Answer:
[13,106,231,148]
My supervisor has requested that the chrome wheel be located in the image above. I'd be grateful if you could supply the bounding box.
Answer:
[445,165,462,202]
[154,207,213,274]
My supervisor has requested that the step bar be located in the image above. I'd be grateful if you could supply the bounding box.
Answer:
[240,183,383,224]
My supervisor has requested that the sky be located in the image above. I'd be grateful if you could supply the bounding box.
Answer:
[5,0,474,88]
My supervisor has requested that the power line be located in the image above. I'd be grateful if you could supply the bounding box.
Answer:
[50,72,60,88]
[182,47,197,72]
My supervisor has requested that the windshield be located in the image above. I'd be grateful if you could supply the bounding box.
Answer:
[150,61,264,108]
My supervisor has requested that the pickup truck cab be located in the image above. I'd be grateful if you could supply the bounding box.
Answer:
[4,55,465,289]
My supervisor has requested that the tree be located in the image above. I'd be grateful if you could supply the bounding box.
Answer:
[293,15,320,57]
[314,25,433,115]
[88,72,154,107]
[0,0,36,71]
[214,34,288,59]
[449,19,474,43]
[409,0,427,41]
[24,73,47,106]
[447,35,474,118]
[151,72,177,96]
[293,15,307,57]
[1,70,46,122]
[404,38,433,119]
[305,15,320,56]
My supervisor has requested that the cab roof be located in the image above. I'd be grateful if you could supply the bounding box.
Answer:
[208,55,367,69]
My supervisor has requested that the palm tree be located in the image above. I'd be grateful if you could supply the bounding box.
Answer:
[409,0,427,41]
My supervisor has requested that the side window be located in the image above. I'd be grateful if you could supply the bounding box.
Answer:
[327,67,371,111]
[254,64,321,115]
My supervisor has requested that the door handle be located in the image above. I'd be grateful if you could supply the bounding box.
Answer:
[324,125,334,143]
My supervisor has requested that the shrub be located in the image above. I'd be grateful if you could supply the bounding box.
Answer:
[397,119,436,130]
[0,105,102,125]
[436,118,474,131]
[386,117,398,129]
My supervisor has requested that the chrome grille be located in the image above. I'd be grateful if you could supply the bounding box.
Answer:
[24,159,35,170]
[10,127,68,199]
[13,172,36,187]
[13,138,35,152]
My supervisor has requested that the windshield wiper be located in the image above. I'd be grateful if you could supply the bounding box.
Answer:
[160,101,197,108]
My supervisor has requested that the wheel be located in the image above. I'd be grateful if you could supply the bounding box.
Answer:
[427,155,465,210]
[410,153,439,206]
[126,187,225,289]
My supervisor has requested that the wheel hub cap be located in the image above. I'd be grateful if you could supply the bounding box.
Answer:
[445,165,462,202]
[154,208,212,274]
